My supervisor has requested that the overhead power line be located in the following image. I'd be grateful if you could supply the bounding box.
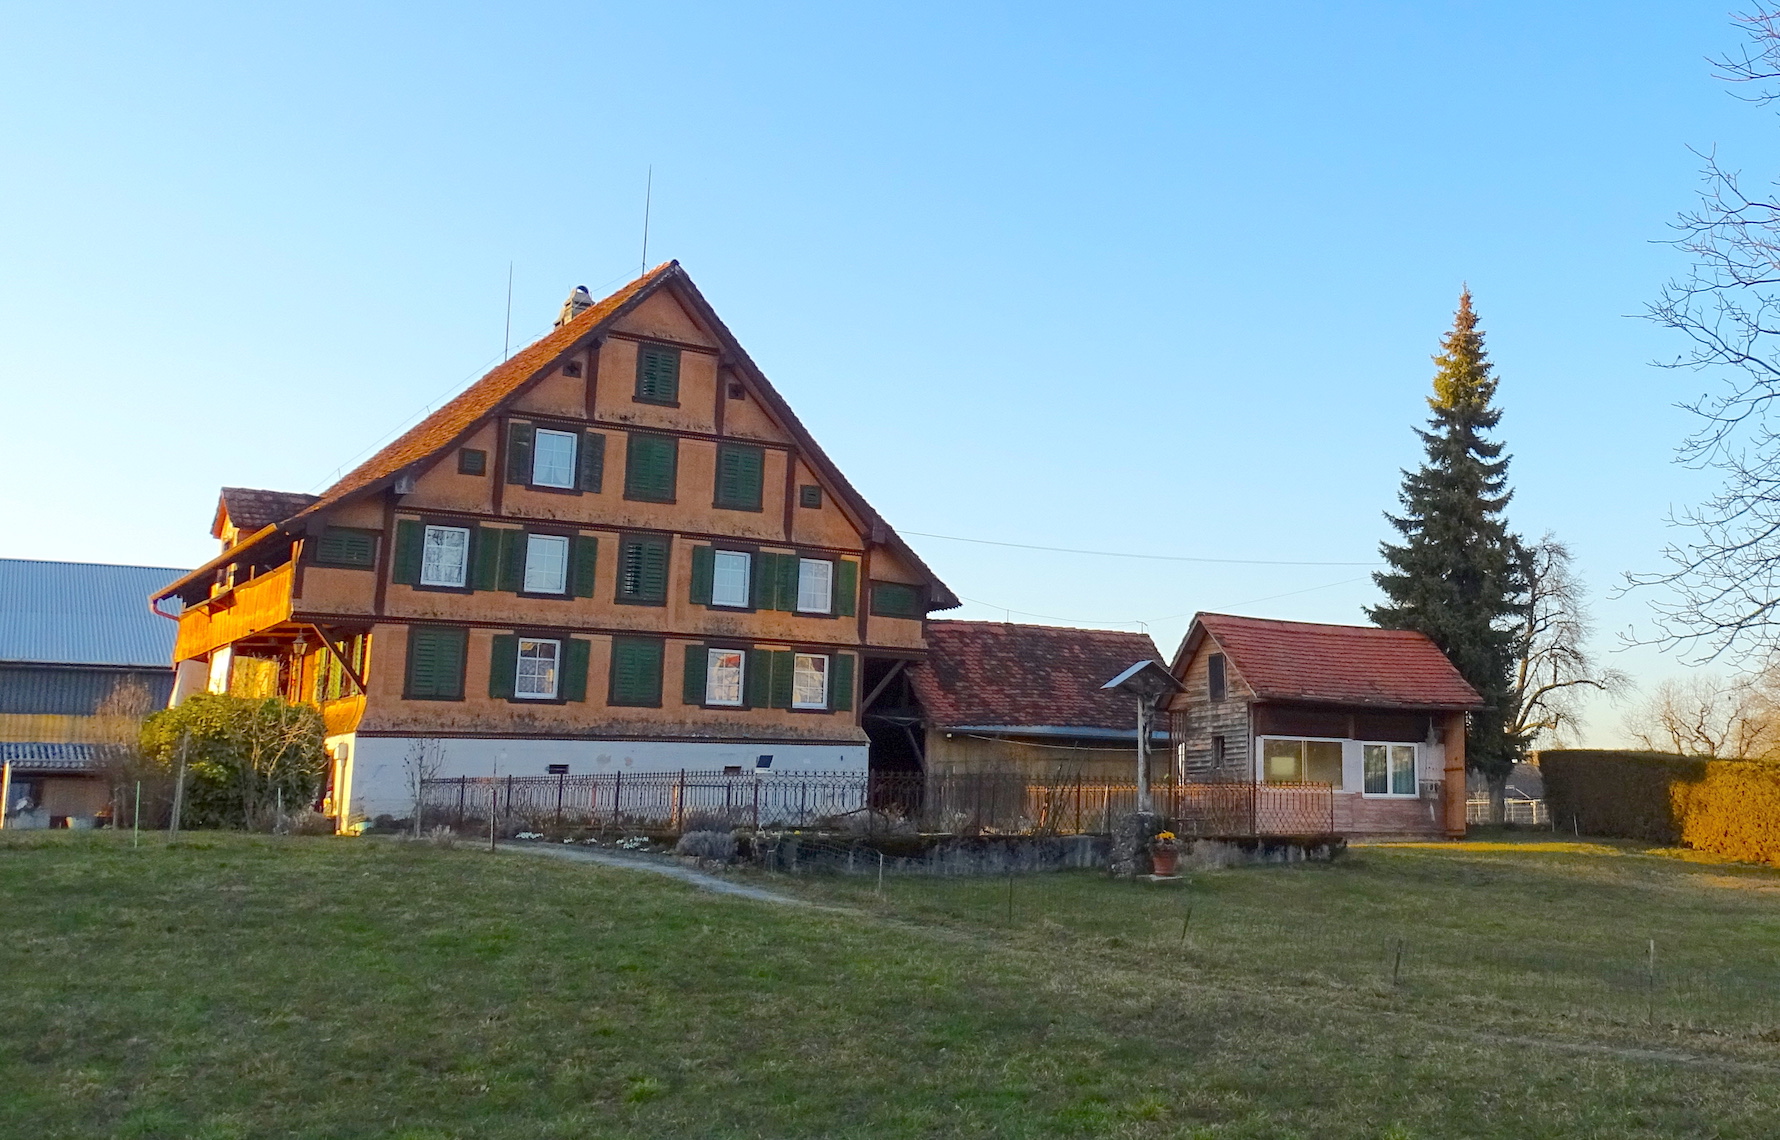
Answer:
[903,531,1380,568]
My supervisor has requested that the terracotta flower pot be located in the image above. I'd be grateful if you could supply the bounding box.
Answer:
[1151,848,1180,876]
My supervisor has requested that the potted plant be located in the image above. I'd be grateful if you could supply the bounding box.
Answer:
[1149,830,1181,876]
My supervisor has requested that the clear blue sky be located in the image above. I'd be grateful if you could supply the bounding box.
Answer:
[0,2,1765,741]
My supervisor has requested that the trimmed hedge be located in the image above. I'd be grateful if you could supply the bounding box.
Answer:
[1539,749,1780,863]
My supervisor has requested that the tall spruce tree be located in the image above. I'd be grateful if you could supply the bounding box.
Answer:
[1368,290,1525,784]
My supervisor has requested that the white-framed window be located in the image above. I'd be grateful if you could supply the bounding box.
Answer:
[796,558,833,614]
[712,550,752,608]
[532,428,578,489]
[706,648,744,706]
[420,525,470,587]
[1363,743,1418,796]
[1259,736,1343,788]
[524,533,570,594]
[515,638,561,700]
[792,653,829,709]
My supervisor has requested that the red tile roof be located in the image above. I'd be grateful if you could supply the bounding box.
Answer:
[1183,613,1483,710]
[909,621,1164,731]
[153,262,956,610]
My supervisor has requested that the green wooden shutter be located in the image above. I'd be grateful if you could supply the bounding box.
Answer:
[870,582,923,618]
[562,638,590,702]
[472,527,501,591]
[640,538,669,602]
[623,433,677,502]
[769,650,794,709]
[683,643,706,705]
[578,431,605,493]
[393,519,422,585]
[745,648,772,709]
[831,653,854,712]
[774,554,798,613]
[499,528,525,593]
[714,444,764,511]
[506,422,535,484]
[571,535,598,598]
[690,545,714,605]
[835,559,857,617]
[635,344,681,404]
[316,527,376,567]
[405,625,467,700]
[610,638,664,707]
[488,634,518,700]
[750,552,773,609]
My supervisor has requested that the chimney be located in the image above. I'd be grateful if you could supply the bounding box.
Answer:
[555,285,594,328]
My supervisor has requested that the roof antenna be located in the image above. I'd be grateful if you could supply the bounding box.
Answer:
[640,165,653,278]
[503,262,513,361]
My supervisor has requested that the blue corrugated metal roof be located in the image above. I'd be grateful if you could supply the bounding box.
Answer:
[0,559,188,667]
[0,742,97,771]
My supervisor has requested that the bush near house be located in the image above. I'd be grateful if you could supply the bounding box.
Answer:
[138,694,327,830]
[1541,749,1780,862]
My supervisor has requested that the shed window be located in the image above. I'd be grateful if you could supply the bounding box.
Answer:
[796,558,833,614]
[792,653,829,709]
[515,638,561,700]
[420,526,469,588]
[1363,743,1418,796]
[706,649,744,707]
[712,550,751,608]
[1261,737,1343,787]
[1208,653,1227,701]
[532,429,578,489]
[523,534,570,594]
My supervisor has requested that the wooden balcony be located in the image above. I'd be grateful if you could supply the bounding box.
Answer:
[172,563,295,663]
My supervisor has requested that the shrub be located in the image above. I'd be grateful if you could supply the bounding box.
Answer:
[1540,749,1780,863]
[675,829,738,861]
[140,694,327,830]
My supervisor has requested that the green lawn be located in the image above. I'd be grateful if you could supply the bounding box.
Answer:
[5,831,1780,1138]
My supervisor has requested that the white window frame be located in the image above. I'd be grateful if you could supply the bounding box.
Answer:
[523,533,570,595]
[1255,735,1345,789]
[1361,742,1419,798]
[792,653,829,709]
[532,428,578,489]
[705,648,745,707]
[419,525,470,588]
[514,637,561,700]
[711,550,752,609]
[796,558,833,614]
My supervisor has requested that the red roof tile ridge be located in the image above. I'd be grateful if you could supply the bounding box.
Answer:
[1198,612,1427,636]
[927,619,1159,642]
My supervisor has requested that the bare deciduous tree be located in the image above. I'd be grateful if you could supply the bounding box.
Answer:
[404,739,447,836]
[1510,534,1631,747]
[1636,8,1780,660]
[1623,672,1780,758]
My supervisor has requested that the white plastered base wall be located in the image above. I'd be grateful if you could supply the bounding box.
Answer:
[335,736,869,822]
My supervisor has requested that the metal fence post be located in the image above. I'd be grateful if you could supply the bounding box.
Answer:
[752,776,760,830]
[674,769,686,832]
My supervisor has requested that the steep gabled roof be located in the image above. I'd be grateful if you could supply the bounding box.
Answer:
[154,263,956,609]
[1176,613,1483,711]
[212,488,320,538]
[909,621,1164,732]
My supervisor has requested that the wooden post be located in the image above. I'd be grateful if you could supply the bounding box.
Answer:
[169,733,189,838]
[1442,711,1467,838]
[0,760,11,830]
[1135,697,1151,814]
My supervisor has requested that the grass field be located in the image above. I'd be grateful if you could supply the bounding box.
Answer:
[6,831,1780,1138]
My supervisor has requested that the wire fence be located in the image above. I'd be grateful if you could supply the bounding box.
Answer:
[418,771,1337,839]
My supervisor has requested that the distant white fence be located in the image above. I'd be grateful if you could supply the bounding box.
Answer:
[1466,797,1550,826]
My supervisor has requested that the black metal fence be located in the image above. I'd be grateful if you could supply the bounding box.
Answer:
[418,771,1335,838]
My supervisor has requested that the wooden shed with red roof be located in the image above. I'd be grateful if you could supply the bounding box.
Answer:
[1166,613,1482,838]
[878,621,1164,780]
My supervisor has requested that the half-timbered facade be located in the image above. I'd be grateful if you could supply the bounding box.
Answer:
[151,264,957,823]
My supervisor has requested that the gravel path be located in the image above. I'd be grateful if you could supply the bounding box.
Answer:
[497,841,815,906]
